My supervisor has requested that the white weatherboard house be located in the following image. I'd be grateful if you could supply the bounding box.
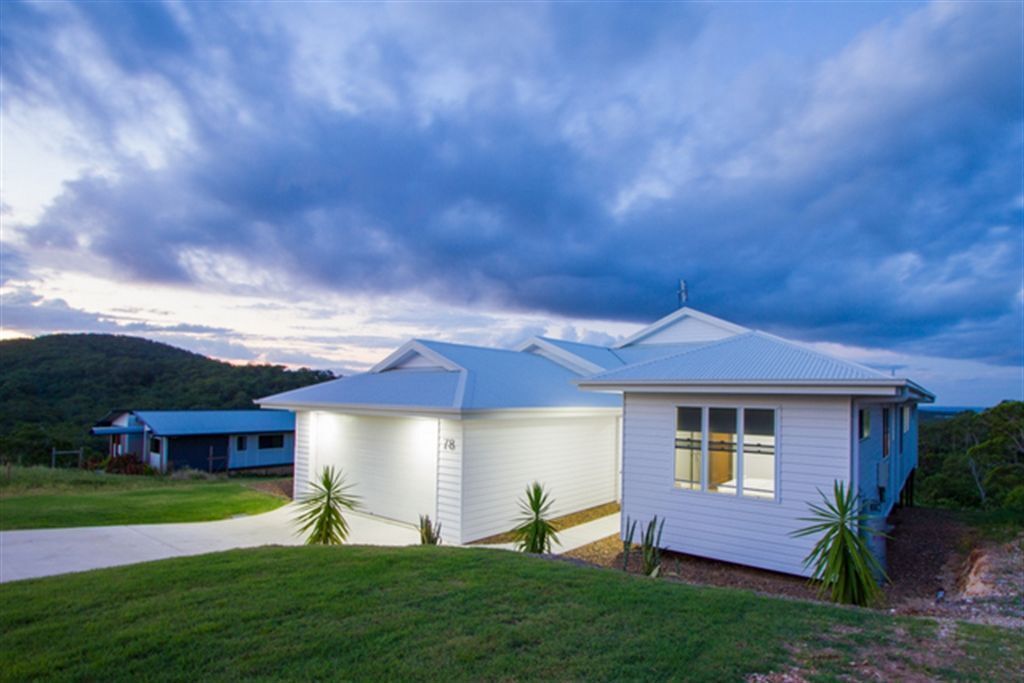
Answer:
[260,308,932,576]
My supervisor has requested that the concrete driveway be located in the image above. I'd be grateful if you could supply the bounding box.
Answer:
[0,504,419,583]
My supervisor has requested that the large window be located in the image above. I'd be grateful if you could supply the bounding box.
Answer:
[673,406,777,499]
[674,407,702,490]
[859,409,871,440]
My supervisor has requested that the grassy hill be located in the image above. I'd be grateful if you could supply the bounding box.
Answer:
[1,545,1018,681]
[0,334,333,463]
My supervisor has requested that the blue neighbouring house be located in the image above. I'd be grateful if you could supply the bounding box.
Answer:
[91,410,295,473]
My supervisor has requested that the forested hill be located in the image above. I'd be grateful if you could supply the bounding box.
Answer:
[0,334,335,461]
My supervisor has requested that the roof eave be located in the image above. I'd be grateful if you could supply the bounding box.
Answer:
[576,379,911,397]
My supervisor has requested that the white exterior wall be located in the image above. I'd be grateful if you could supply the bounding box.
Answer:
[621,393,852,577]
[460,415,619,542]
[302,412,438,526]
[436,419,464,544]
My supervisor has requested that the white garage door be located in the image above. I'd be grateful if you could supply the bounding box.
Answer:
[309,412,438,526]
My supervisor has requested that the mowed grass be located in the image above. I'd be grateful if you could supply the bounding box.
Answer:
[1,546,1019,682]
[0,466,286,530]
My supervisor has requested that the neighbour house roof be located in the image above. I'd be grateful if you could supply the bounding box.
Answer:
[258,339,621,415]
[92,410,295,437]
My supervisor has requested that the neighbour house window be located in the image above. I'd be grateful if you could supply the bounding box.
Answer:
[258,434,284,450]
[674,407,703,490]
[674,406,777,500]
[882,408,891,458]
[859,409,871,440]
[150,437,160,454]
[237,436,247,451]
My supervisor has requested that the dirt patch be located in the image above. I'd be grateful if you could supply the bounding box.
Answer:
[471,501,619,545]
[242,478,293,500]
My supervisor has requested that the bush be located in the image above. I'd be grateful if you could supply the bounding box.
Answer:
[104,455,154,476]
[169,467,218,481]
[793,480,886,607]
[511,482,559,554]
[1005,486,1024,513]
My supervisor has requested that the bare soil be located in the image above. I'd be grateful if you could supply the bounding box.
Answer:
[242,477,294,500]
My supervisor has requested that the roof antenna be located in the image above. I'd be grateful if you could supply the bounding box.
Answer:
[677,279,688,309]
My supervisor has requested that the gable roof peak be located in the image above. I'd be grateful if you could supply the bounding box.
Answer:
[614,307,749,348]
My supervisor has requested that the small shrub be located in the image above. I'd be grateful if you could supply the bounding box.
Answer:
[419,514,442,545]
[512,482,559,554]
[622,516,638,571]
[104,455,153,476]
[295,466,360,545]
[793,480,886,606]
[640,516,665,577]
[1004,485,1024,512]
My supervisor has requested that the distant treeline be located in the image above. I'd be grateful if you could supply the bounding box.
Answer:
[0,334,334,464]
[918,401,1024,511]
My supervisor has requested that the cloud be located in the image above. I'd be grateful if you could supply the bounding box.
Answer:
[2,0,1021,376]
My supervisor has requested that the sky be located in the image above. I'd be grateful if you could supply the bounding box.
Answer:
[1,0,1021,407]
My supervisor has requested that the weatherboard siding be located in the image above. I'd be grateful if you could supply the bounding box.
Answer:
[460,416,618,542]
[293,412,312,499]
[436,419,464,543]
[621,393,852,577]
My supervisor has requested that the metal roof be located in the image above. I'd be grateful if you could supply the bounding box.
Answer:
[259,340,620,413]
[581,332,896,384]
[128,410,295,436]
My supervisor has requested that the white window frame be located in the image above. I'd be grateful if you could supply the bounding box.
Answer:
[672,404,781,503]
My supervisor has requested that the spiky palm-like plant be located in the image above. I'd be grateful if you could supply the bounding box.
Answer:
[419,514,442,545]
[512,482,560,554]
[295,466,360,545]
[792,480,887,606]
[640,516,665,577]
[622,517,638,571]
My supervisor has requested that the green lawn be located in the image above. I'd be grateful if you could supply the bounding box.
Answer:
[0,466,286,530]
[0,546,1018,681]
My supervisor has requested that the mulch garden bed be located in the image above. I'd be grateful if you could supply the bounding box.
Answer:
[471,501,620,545]
[564,506,1024,625]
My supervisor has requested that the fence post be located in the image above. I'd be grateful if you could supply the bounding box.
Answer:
[78,447,84,469]
[208,446,214,474]
[51,447,56,469]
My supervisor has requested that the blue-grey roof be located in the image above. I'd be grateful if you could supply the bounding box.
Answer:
[418,340,619,409]
[131,410,295,436]
[537,337,626,370]
[582,332,892,384]
[259,340,620,413]
[258,370,461,410]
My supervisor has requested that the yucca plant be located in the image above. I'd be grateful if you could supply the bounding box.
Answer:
[419,514,442,545]
[295,466,360,545]
[622,516,638,571]
[640,516,665,577]
[511,481,560,553]
[792,480,887,606]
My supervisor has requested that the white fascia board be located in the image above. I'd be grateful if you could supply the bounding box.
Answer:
[576,381,903,397]
[255,400,462,419]
[369,340,464,373]
[515,337,605,375]
[461,406,622,420]
[613,307,748,349]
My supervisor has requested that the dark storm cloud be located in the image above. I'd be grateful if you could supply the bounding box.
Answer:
[3,1,1021,365]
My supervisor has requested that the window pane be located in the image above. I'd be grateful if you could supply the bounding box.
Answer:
[674,407,702,490]
[708,408,737,494]
[258,434,284,450]
[743,409,775,498]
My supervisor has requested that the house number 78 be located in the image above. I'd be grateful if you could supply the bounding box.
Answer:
[442,438,456,451]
